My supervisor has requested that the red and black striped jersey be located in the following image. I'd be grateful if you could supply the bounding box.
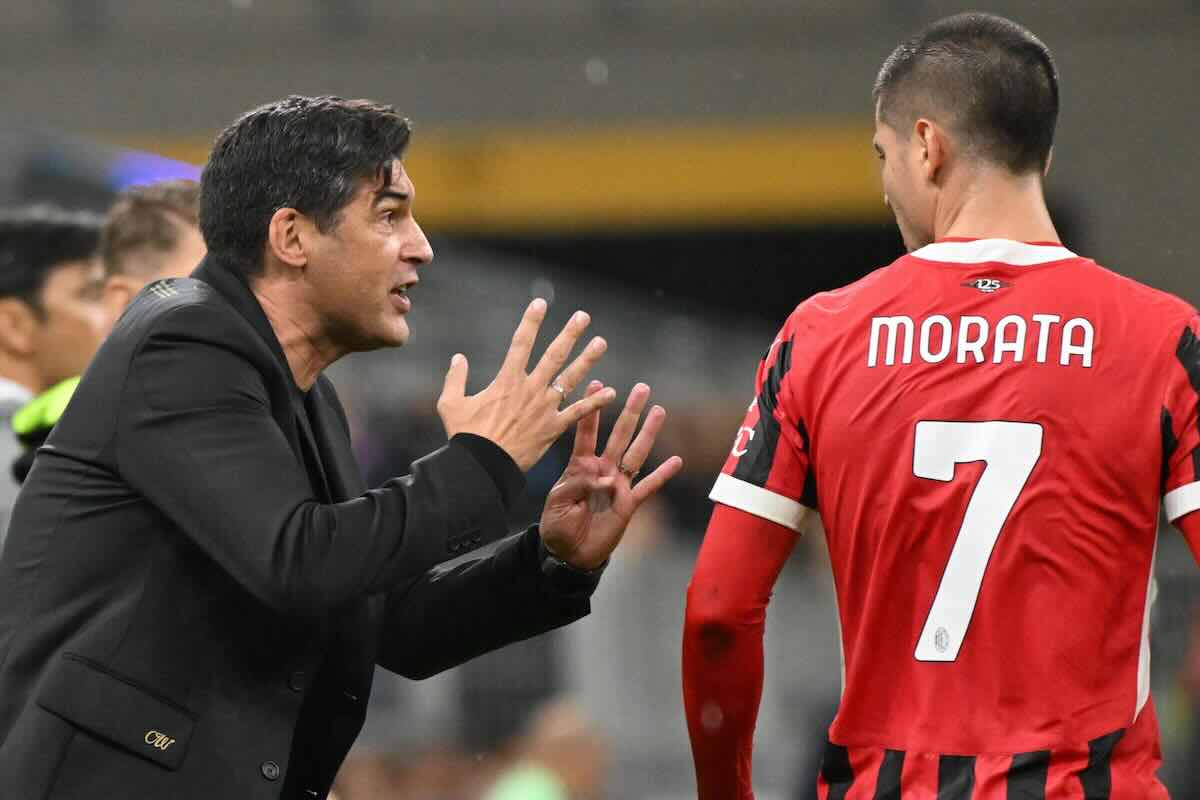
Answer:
[712,238,1198,798]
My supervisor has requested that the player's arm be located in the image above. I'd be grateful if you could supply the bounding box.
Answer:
[684,312,814,797]
[1174,512,1200,565]
[683,503,803,799]
[1162,315,1200,565]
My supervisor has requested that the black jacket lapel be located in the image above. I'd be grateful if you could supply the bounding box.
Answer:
[291,398,334,504]
[191,257,290,379]
[190,256,335,503]
[306,382,364,503]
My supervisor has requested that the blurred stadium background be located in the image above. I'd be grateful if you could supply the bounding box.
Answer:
[2,1,1199,797]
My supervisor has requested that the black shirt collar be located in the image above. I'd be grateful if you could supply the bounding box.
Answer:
[190,254,296,390]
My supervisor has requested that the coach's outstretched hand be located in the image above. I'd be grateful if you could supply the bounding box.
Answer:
[539,381,684,570]
[438,298,616,472]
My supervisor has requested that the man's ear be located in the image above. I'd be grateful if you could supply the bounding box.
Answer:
[0,298,39,357]
[103,275,140,321]
[913,118,947,183]
[265,207,310,271]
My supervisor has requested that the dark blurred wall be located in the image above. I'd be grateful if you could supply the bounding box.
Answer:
[0,2,1193,300]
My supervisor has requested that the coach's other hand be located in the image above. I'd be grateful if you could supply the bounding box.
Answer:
[539,381,684,570]
[438,298,616,472]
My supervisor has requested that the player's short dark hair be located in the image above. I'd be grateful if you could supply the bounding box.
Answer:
[873,12,1059,175]
[0,205,103,312]
[199,95,412,274]
[101,179,201,279]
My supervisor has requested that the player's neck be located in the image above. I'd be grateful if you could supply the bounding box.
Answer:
[0,358,43,397]
[935,167,1059,245]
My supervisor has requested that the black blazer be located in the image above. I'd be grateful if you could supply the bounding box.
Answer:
[0,256,594,799]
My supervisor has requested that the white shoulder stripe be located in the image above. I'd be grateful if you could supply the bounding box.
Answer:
[910,239,1077,266]
[1165,481,1200,521]
[709,473,811,533]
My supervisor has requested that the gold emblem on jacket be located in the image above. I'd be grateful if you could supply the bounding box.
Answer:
[145,730,176,750]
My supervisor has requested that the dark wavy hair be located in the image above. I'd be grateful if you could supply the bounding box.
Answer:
[0,205,103,313]
[874,13,1059,175]
[199,95,412,274]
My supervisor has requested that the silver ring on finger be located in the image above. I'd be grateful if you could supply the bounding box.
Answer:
[550,382,568,404]
[618,462,640,481]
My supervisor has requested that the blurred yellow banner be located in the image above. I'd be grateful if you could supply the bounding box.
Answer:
[117,120,888,233]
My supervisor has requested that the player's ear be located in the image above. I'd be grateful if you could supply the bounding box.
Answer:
[103,275,134,309]
[265,207,309,272]
[0,297,39,357]
[914,118,944,183]
[102,275,141,322]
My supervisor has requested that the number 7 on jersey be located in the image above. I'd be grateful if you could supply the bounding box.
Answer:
[913,421,1043,662]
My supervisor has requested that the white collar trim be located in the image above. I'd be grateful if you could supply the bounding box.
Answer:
[910,238,1077,266]
[0,376,32,416]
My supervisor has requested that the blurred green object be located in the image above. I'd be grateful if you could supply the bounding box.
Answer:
[11,376,79,482]
[484,764,568,800]
[12,376,79,438]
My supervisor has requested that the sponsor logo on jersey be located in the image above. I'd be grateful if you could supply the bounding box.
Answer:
[962,278,1011,293]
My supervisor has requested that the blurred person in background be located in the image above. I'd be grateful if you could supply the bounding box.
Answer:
[99,178,205,319]
[0,95,682,800]
[335,745,485,799]
[1172,604,1200,797]
[330,752,405,800]
[0,206,105,547]
[685,12,1196,798]
[10,179,204,483]
[485,698,609,800]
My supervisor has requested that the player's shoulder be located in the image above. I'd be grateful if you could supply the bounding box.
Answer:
[1081,258,1198,335]
[1086,259,1195,311]
[777,258,906,337]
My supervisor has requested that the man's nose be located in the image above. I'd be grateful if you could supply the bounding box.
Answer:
[403,219,434,266]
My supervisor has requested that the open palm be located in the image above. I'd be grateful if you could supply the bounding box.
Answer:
[539,381,684,570]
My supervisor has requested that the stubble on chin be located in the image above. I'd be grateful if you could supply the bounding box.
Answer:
[390,316,410,348]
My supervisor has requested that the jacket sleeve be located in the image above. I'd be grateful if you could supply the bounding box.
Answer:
[376,526,591,679]
[116,304,519,616]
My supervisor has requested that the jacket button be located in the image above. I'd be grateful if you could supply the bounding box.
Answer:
[261,760,281,781]
[288,671,305,692]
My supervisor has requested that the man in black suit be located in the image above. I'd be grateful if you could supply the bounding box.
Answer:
[0,95,682,799]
